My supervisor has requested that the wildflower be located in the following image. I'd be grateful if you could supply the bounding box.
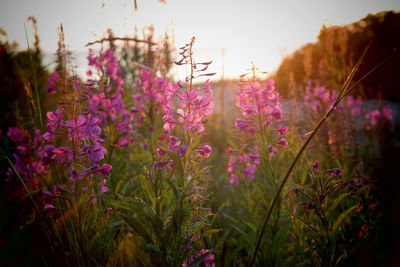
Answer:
[157,147,165,157]
[267,144,277,158]
[229,173,239,185]
[277,138,288,148]
[7,127,25,143]
[179,145,188,157]
[227,156,236,172]
[331,168,342,176]
[155,160,171,168]
[84,117,102,140]
[198,145,212,158]
[383,106,393,120]
[234,118,247,131]
[47,72,60,94]
[272,108,282,120]
[366,109,381,126]
[277,126,288,135]
[243,164,256,180]
[168,136,181,152]
[99,179,109,193]
[99,164,112,176]
[310,160,319,171]
[226,147,234,154]
[66,115,87,140]
[46,108,63,130]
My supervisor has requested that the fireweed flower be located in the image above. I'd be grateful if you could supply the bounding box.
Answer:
[277,138,289,148]
[47,71,60,94]
[198,145,212,158]
[277,126,288,135]
[227,67,289,185]
[6,127,48,188]
[86,49,133,147]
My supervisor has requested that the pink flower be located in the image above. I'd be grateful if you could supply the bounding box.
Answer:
[277,138,288,148]
[66,115,87,140]
[157,147,165,157]
[235,118,247,131]
[277,126,288,135]
[243,164,256,180]
[383,106,392,120]
[99,179,109,193]
[168,136,181,152]
[366,110,381,126]
[198,145,212,158]
[84,117,102,139]
[81,142,107,163]
[229,173,239,185]
[155,160,172,168]
[227,156,236,173]
[100,164,112,176]
[179,88,200,109]
[272,108,282,120]
[7,127,25,143]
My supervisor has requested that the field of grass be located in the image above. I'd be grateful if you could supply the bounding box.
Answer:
[1,16,399,267]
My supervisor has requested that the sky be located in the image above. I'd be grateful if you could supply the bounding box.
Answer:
[1,0,400,80]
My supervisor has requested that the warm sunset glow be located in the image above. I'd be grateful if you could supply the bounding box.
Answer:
[1,0,399,80]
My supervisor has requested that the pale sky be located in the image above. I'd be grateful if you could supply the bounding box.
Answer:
[1,0,400,80]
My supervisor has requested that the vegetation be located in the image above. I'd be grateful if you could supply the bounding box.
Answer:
[0,10,399,267]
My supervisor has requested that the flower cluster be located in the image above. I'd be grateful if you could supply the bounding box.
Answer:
[6,127,47,190]
[183,248,215,267]
[41,106,111,192]
[132,69,171,128]
[304,82,394,130]
[365,105,393,130]
[227,68,288,184]
[87,49,133,148]
[156,38,214,168]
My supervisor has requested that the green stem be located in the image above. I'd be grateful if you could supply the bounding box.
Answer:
[249,43,376,266]
[24,23,43,129]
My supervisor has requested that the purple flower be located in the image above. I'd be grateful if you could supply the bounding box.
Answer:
[227,156,236,173]
[272,108,282,120]
[243,164,256,180]
[277,138,288,148]
[267,144,277,158]
[100,164,112,176]
[7,127,25,143]
[331,168,342,176]
[383,106,393,120]
[168,136,181,152]
[198,145,212,158]
[235,118,247,131]
[66,115,87,140]
[179,145,188,157]
[99,179,109,193]
[310,160,319,171]
[229,173,239,185]
[84,116,102,139]
[47,72,60,94]
[155,160,171,168]
[277,126,288,135]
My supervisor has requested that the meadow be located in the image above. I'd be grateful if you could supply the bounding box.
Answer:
[1,13,399,267]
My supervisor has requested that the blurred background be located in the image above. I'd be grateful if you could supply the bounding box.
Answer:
[1,0,400,265]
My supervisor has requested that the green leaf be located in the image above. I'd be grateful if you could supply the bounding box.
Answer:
[331,205,357,234]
